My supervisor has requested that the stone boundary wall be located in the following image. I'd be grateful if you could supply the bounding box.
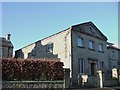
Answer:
[104,79,119,87]
[2,81,64,89]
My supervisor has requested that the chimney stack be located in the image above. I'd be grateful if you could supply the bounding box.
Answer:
[6,33,11,41]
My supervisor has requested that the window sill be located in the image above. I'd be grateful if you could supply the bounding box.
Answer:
[88,48,95,51]
[98,51,104,53]
[77,46,85,48]
[111,59,116,61]
[79,73,85,75]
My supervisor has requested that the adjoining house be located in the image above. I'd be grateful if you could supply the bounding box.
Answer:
[107,43,120,70]
[0,33,14,58]
[106,43,120,86]
[15,21,120,87]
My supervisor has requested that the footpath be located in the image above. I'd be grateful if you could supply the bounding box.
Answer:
[67,87,120,90]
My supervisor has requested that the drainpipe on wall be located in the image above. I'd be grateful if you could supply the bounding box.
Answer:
[7,47,10,58]
[70,27,73,86]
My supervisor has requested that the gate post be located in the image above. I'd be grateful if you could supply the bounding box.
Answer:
[81,74,88,87]
[64,68,70,88]
[97,70,103,88]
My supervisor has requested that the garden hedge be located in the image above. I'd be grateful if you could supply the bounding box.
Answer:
[2,58,64,81]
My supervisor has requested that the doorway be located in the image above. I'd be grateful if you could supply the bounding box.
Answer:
[91,63,96,75]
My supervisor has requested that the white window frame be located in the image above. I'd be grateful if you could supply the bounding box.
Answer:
[77,37,83,47]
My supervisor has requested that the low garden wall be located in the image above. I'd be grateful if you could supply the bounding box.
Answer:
[104,79,119,87]
[2,81,64,88]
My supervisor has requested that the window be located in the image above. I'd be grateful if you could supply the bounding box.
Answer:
[46,43,53,52]
[88,40,94,50]
[98,43,103,52]
[77,37,83,47]
[100,61,104,70]
[79,58,85,74]
[112,51,115,60]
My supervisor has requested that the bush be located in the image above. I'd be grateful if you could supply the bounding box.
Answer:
[2,58,64,81]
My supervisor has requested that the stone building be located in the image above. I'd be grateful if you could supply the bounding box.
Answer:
[107,43,120,70]
[0,33,14,58]
[107,44,120,83]
[15,21,120,87]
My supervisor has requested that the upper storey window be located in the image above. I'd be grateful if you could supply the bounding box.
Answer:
[77,37,84,47]
[112,51,116,60]
[98,43,104,52]
[88,40,94,50]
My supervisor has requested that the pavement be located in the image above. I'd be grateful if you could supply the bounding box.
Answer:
[66,87,120,90]
[65,87,120,90]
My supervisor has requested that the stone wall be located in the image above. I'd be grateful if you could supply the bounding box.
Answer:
[104,79,119,87]
[2,81,64,89]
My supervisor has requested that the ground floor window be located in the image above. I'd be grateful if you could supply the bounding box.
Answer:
[79,58,85,74]
[100,61,104,71]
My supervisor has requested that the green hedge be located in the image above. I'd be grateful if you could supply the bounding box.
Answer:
[2,58,64,81]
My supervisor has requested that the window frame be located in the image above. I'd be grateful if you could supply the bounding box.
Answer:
[98,43,104,52]
[79,58,85,75]
[100,61,104,70]
[77,37,84,47]
[88,40,94,50]
[112,51,116,60]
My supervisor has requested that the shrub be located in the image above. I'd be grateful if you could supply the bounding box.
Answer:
[2,58,64,81]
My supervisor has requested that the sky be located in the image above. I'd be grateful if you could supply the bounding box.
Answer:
[1,2,119,52]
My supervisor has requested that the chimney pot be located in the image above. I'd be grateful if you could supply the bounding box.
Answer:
[6,33,11,41]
